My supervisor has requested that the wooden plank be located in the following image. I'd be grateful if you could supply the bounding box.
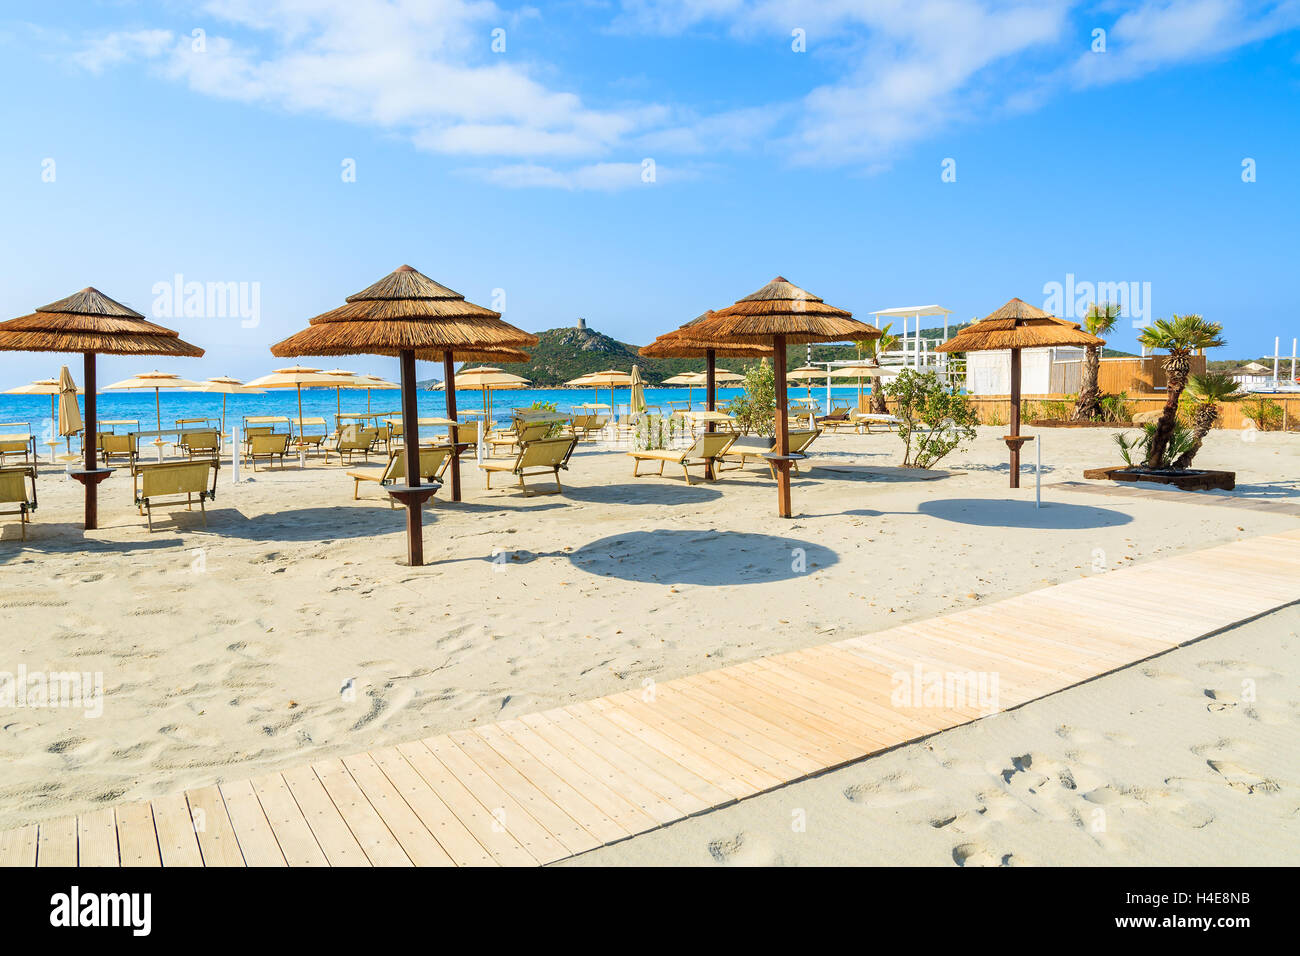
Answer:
[76,808,120,867]
[185,785,246,867]
[36,816,77,867]
[115,803,161,867]
[447,729,601,856]
[0,825,37,867]
[369,746,496,867]
[151,793,203,867]
[395,739,537,866]
[281,765,370,867]
[219,779,286,867]
[249,772,328,867]
[492,716,663,836]
[312,759,411,867]
[341,753,455,867]
[424,735,572,865]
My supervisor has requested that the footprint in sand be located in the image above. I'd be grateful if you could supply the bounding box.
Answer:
[951,842,1022,867]
[706,832,782,866]
[1204,688,1240,712]
[1206,759,1280,795]
[843,771,935,807]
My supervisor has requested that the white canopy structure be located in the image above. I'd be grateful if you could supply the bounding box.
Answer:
[870,304,954,370]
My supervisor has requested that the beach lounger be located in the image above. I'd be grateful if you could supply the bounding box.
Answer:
[627,431,736,485]
[719,428,820,477]
[489,420,552,455]
[573,414,608,441]
[851,412,902,433]
[132,459,218,532]
[0,430,35,466]
[100,432,138,467]
[293,417,328,457]
[482,436,578,496]
[348,447,448,504]
[178,428,221,459]
[328,424,380,464]
[245,432,291,471]
[0,465,37,540]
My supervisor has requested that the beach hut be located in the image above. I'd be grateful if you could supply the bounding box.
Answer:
[661,278,880,516]
[0,288,203,528]
[269,265,537,566]
[937,297,1103,488]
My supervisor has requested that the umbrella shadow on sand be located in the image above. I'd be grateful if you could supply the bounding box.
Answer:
[561,483,723,506]
[568,529,838,585]
[917,498,1133,530]
[0,524,184,562]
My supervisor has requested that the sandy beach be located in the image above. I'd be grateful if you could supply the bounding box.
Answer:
[2,424,1298,863]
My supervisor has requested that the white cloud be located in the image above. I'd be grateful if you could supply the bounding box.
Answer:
[1067,0,1300,86]
[64,0,1300,186]
[471,160,697,190]
[73,28,175,72]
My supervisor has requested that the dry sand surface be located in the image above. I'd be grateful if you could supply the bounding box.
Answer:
[1,423,1297,863]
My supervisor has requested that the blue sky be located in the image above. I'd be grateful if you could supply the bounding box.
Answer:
[1,0,1298,384]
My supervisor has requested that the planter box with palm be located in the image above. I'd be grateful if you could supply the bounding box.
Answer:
[1136,314,1225,469]
[1071,302,1120,421]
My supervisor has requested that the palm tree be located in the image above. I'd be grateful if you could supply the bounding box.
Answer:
[1071,302,1120,421]
[1171,372,1242,469]
[857,322,899,413]
[1137,314,1225,469]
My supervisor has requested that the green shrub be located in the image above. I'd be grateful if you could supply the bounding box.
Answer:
[730,361,776,437]
[887,369,980,469]
[1240,397,1284,431]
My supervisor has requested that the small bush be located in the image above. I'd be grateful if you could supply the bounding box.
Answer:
[887,369,980,469]
[1240,397,1284,431]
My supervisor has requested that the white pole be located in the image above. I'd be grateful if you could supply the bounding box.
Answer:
[1291,338,1297,384]
[1035,437,1041,509]
[1274,336,1280,388]
[230,424,241,484]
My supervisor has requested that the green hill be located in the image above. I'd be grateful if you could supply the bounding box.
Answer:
[416,318,1134,389]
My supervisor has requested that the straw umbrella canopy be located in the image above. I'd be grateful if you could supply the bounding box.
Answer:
[103,371,204,442]
[269,264,537,566]
[353,374,400,414]
[0,287,203,528]
[200,376,265,435]
[936,297,1104,488]
[642,311,773,425]
[676,277,881,517]
[785,364,827,404]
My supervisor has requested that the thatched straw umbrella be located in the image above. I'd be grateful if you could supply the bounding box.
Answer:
[641,311,769,424]
[937,297,1104,488]
[269,265,537,566]
[0,288,203,528]
[668,278,880,516]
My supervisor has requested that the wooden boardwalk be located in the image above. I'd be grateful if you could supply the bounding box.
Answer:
[1051,480,1300,516]
[4,527,1299,867]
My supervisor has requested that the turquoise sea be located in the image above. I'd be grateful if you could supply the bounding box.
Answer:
[0,384,878,451]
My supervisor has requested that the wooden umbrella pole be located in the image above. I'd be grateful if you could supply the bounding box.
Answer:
[443,350,461,501]
[83,352,99,529]
[399,349,424,566]
[1009,346,1022,489]
[154,388,161,432]
[773,334,792,518]
[705,348,717,479]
